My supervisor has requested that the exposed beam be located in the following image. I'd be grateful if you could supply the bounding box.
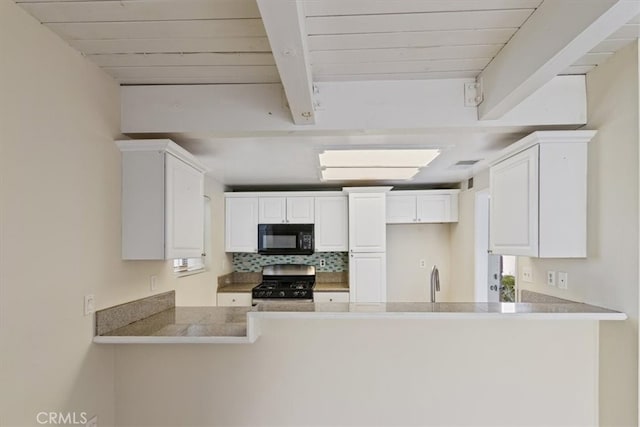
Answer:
[256,0,315,125]
[121,77,586,134]
[478,0,640,120]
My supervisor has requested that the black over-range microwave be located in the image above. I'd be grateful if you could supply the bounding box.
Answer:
[257,224,314,255]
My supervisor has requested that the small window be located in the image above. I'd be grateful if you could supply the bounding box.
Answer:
[173,195,211,275]
[173,257,205,273]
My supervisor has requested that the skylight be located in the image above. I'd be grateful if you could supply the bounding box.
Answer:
[319,149,440,167]
[321,168,420,181]
[319,149,439,181]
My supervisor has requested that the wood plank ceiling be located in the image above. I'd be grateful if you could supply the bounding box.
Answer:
[15,0,640,85]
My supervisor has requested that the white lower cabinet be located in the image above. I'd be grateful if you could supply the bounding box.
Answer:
[217,292,252,307]
[349,252,387,303]
[314,292,350,303]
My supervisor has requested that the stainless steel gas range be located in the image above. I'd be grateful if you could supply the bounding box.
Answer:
[251,264,316,304]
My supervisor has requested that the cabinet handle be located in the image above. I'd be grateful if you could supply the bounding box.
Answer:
[417,218,421,222]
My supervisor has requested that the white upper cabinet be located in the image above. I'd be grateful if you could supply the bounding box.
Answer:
[258,197,314,224]
[348,191,387,253]
[165,154,205,259]
[225,197,259,253]
[314,196,348,252]
[489,131,594,258]
[386,195,416,223]
[258,197,286,223]
[386,191,459,223]
[117,139,207,260]
[286,197,315,223]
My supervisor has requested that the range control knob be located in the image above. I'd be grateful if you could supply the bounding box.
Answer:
[279,291,286,297]
[299,291,306,297]
[259,291,265,297]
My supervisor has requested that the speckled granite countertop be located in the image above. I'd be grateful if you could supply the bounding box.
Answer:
[95,296,626,344]
[217,281,349,293]
[216,271,349,293]
[95,306,258,344]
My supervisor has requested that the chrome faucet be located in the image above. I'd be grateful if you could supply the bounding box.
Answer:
[430,265,440,303]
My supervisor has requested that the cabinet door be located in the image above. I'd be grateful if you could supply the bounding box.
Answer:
[259,197,286,224]
[348,193,386,252]
[349,253,386,303]
[225,197,259,252]
[315,196,348,252]
[386,195,417,223]
[314,292,350,303]
[165,154,204,259]
[217,293,252,307]
[416,194,451,223]
[489,146,539,256]
[286,197,315,223]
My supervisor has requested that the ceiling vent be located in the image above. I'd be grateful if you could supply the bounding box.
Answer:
[454,160,480,167]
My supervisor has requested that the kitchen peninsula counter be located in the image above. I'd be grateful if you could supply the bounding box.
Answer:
[94,291,626,344]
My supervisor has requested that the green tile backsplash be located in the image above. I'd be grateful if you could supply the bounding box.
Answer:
[232,252,348,272]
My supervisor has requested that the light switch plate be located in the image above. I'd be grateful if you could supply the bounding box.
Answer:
[521,267,533,283]
[84,295,95,316]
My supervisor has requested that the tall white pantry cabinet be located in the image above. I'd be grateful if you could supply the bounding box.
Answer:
[346,188,391,303]
[117,139,207,260]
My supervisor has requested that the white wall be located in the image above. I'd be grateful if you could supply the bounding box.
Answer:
[517,41,639,426]
[386,224,451,302]
[115,319,599,427]
[449,171,490,302]
[0,1,229,425]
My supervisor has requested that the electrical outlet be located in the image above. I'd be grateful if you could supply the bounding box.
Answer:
[558,272,569,289]
[521,267,533,283]
[419,259,426,268]
[319,259,326,267]
[85,415,98,427]
[84,295,95,316]
[150,275,158,291]
[547,271,556,287]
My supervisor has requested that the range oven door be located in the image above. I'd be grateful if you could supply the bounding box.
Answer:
[257,224,314,255]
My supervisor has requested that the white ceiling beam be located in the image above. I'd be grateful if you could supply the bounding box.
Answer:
[121,76,586,134]
[477,0,640,120]
[256,0,315,125]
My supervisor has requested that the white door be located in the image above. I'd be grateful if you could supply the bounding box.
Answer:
[348,193,386,252]
[349,252,386,303]
[386,195,416,223]
[225,197,259,252]
[490,145,539,256]
[259,197,286,224]
[286,197,315,223]
[315,196,348,251]
[165,154,204,259]
[416,194,451,223]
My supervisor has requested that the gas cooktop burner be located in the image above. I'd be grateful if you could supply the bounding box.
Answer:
[252,264,316,302]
